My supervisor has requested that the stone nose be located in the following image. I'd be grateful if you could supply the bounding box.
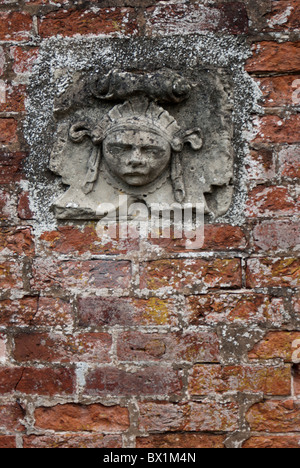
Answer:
[127,147,146,167]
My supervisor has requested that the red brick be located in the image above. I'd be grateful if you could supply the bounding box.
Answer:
[0,367,75,396]
[0,84,25,113]
[188,364,291,396]
[0,119,18,146]
[293,364,300,396]
[246,42,300,73]
[0,261,23,290]
[34,403,130,432]
[13,332,112,364]
[0,227,34,256]
[32,258,131,291]
[145,2,248,36]
[136,433,225,449]
[78,296,178,327]
[0,403,25,432]
[138,401,239,432]
[10,47,39,75]
[279,146,300,179]
[245,148,276,181]
[0,436,16,448]
[246,399,300,432]
[38,8,138,38]
[186,294,288,326]
[255,75,300,107]
[246,186,297,217]
[253,220,300,252]
[254,115,300,145]
[142,224,247,253]
[248,331,300,362]
[0,297,73,329]
[246,257,300,288]
[0,152,26,184]
[17,192,34,220]
[23,434,122,449]
[264,0,300,31]
[40,225,138,256]
[84,366,183,397]
[0,12,32,42]
[117,331,219,363]
[140,258,242,292]
[243,435,300,448]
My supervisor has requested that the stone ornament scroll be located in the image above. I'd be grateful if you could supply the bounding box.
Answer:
[49,68,234,220]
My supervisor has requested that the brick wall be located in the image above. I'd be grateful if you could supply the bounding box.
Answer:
[0,0,299,449]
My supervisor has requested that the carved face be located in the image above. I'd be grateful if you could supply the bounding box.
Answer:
[103,129,171,186]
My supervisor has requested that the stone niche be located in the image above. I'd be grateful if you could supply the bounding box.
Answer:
[25,36,255,226]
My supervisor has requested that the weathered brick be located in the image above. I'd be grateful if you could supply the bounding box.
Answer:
[0,403,24,432]
[254,115,300,145]
[0,227,34,256]
[84,366,183,397]
[246,258,300,288]
[32,258,131,291]
[0,84,25,113]
[0,119,18,146]
[0,367,75,396]
[264,0,300,31]
[10,47,39,75]
[145,2,248,36]
[245,148,276,181]
[0,436,16,448]
[246,399,300,432]
[188,364,291,396]
[38,8,138,38]
[136,433,225,449]
[255,75,300,108]
[0,297,73,329]
[140,258,242,292]
[138,401,239,432]
[247,186,296,218]
[253,220,300,252]
[78,296,178,327]
[0,12,32,42]
[17,192,34,220]
[23,433,122,449]
[142,224,247,253]
[185,294,289,326]
[40,225,138,256]
[117,331,219,363]
[13,332,112,363]
[34,403,130,432]
[246,42,300,73]
[278,146,300,179]
[0,261,23,290]
[248,331,300,362]
[0,152,27,184]
[243,435,300,449]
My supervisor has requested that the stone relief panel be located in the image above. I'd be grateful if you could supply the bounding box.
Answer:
[49,68,234,220]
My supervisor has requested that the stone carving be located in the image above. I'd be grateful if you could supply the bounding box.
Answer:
[49,68,234,219]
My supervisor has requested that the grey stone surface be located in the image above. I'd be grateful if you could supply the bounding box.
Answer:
[24,35,257,230]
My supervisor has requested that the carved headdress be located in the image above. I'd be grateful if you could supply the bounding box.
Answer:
[69,97,202,202]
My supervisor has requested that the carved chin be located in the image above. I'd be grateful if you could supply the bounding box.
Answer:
[121,174,151,186]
